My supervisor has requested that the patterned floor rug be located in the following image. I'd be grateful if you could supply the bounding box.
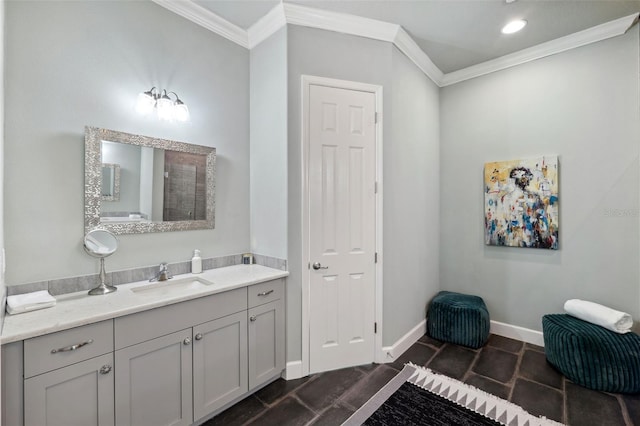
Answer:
[343,363,564,426]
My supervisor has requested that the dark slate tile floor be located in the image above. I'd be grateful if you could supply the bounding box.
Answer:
[203,334,638,425]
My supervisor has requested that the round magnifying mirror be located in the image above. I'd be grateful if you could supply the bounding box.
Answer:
[84,229,118,295]
[84,229,118,257]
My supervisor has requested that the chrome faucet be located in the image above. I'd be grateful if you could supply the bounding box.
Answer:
[150,262,172,282]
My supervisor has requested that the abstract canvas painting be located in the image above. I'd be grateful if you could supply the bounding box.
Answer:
[485,156,558,249]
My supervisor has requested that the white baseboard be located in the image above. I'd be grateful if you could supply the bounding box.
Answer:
[284,360,304,380]
[285,319,542,380]
[490,320,544,347]
[377,319,426,363]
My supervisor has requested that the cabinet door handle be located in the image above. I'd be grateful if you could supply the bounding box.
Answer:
[257,290,274,297]
[183,337,192,345]
[194,333,203,341]
[51,339,94,354]
[249,316,257,322]
[99,365,112,375]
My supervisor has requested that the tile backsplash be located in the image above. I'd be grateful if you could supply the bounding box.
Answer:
[7,253,287,297]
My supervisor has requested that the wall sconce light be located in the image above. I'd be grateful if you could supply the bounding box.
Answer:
[136,87,190,122]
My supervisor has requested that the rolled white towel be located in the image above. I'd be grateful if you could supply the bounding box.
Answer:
[564,299,633,334]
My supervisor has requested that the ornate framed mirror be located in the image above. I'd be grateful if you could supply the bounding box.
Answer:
[85,126,216,235]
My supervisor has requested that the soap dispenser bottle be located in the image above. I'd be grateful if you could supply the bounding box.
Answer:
[191,249,202,274]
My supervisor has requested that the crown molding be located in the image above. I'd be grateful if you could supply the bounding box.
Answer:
[441,12,640,87]
[248,3,287,49]
[153,1,638,88]
[280,3,443,85]
[393,27,444,85]
[151,0,249,48]
[283,3,399,44]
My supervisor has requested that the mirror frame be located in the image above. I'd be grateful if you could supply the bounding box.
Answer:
[85,126,216,235]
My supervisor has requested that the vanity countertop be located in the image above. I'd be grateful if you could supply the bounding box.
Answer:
[1,264,288,344]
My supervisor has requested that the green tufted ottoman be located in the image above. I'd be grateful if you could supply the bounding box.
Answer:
[543,314,640,393]
[427,291,490,349]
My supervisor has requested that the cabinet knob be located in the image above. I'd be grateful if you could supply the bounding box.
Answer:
[194,333,203,341]
[183,337,192,345]
[249,316,257,322]
[99,365,112,375]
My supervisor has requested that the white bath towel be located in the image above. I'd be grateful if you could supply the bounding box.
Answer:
[6,290,56,315]
[564,299,633,334]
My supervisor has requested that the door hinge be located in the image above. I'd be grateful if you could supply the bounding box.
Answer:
[375,252,378,263]
[375,112,381,123]
[307,262,310,270]
[374,181,378,194]
[374,322,377,333]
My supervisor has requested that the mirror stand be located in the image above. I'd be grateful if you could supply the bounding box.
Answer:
[88,257,117,295]
[84,229,119,296]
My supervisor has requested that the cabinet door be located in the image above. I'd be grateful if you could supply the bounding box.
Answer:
[24,353,114,426]
[248,299,285,390]
[2,341,24,426]
[193,311,248,421]
[115,330,193,426]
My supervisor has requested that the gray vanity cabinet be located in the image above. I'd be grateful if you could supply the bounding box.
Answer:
[113,288,247,426]
[24,353,115,426]
[248,299,285,390]
[1,277,286,426]
[192,311,248,420]
[247,279,285,390]
[20,319,115,426]
[115,329,193,426]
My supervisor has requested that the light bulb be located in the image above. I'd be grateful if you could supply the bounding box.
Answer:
[156,92,174,121]
[174,101,190,122]
[136,91,156,115]
[501,19,527,34]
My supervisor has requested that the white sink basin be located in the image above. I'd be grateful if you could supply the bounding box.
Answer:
[130,277,215,297]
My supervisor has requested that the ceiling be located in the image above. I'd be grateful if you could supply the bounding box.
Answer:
[192,0,640,73]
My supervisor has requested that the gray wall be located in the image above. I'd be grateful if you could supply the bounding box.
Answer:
[440,26,640,331]
[250,27,288,259]
[385,47,440,343]
[287,25,441,360]
[5,1,250,285]
[0,0,5,347]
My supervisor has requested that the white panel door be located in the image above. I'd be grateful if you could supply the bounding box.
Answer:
[308,84,376,373]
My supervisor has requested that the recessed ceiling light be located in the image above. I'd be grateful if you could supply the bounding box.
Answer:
[501,19,527,34]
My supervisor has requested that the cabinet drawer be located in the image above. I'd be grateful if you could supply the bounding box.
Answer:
[115,288,247,350]
[248,279,284,308]
[24,320,113,378]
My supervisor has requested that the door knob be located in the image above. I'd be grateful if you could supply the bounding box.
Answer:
[312,262,328,270]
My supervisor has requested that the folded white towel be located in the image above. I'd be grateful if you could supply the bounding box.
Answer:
[564,299,633,334]
[6,290,56,315]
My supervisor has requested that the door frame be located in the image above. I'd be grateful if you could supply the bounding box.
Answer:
[301,75,384,377]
